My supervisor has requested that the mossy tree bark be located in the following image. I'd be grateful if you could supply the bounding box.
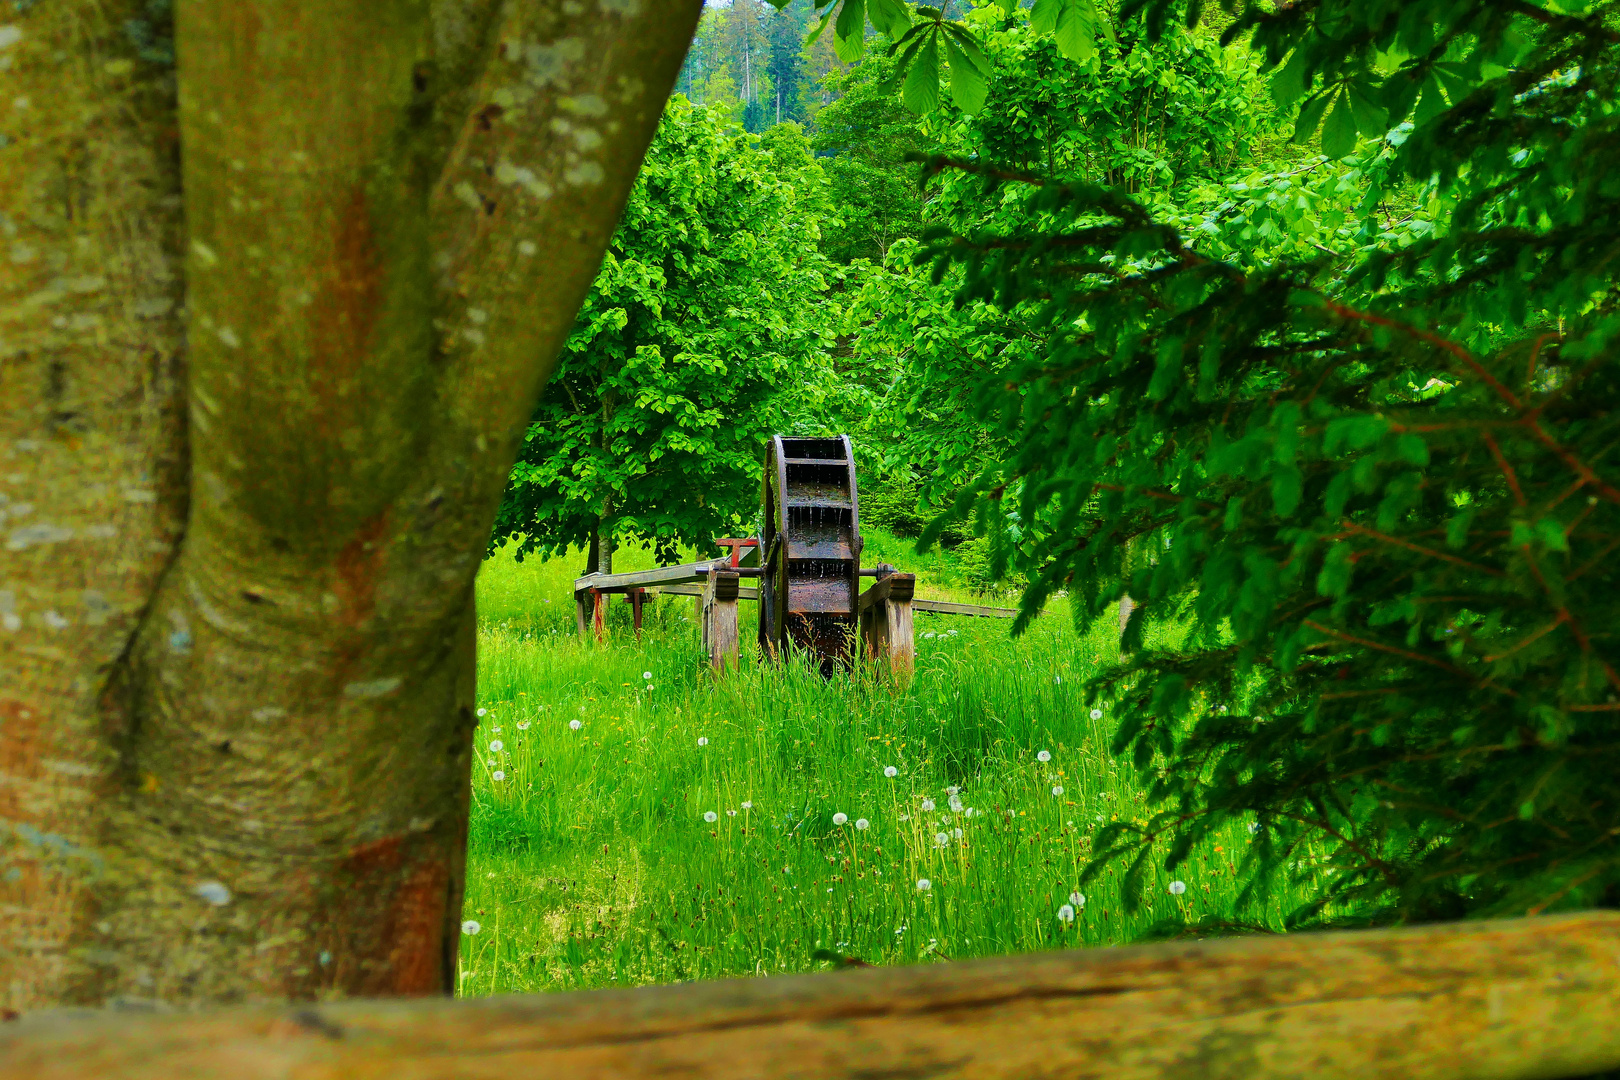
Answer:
[0,0,701,1011]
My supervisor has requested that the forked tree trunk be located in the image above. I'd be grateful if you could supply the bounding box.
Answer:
[0,0,701,1011]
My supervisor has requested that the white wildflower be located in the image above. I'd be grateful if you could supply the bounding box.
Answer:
[476,708,487,717]
[489,740,503,752]
[934,831,949,847]
[492,770,505,782]
[703,811,718,823]
[916,878,931,891]
[1052,785,1065,796]
[461,920,481,935]
[920,798,936,812]
[697,736,709,746]
[832,812,848,826]
[1089,708,1104,720]
[1168,880,1187,895]
[569,719,582,730]
[1070,891,1086,908]
[1057,903,1076,924]
[642,671,652,680]
[884,765,898,778]
[1037,750,1051,762]
[855,818,870,831]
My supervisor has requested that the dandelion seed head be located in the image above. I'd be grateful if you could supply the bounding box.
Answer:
[946,786,960,796]
[832,812,848,826]
[883,765,898,778]
[1168,880,1187,895]
[920,798,936,812]
[855,818,870,830]
[703,811,718,823]
[1057,903,1076,923]
[697,736,709,746]
[741,801,753,809]
[916,878,931,891]
[642,671,652,680]
[1089,708,1104,720]
[1052,785,1065,796]
[476,708,487,717]
[569,719,582,730]
[727,809,738,817]
[934,831,949,847]
[461,920,481,935]
[489,739,503,752]
[492,770,505,782]
[517,720,531,730]
[1037,750,1051,762]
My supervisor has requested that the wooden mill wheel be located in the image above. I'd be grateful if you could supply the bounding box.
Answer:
[758,435,863,670]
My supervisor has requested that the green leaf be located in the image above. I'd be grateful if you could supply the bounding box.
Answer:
[867,0,912,38]
[1321,89,1357,158]
[1054,3,1098,63]
[1346,78,1388,139]
[901,35,941,114]
[834,0,868,63]
[1272,48,1308,106]
[1536,518,1570,553]
[1292,90,1332,144]
[944,35,988,114]
[1029,0,1063,35]
[1413,73,1448,126]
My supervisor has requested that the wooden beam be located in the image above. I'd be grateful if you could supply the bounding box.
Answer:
[913,598,1020,618]
[7,913,1620,1079]
[574,562,722,594]
[650,583,760,601]
[857,572,915,613]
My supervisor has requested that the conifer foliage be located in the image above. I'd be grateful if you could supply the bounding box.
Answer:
[913,1,1620,925]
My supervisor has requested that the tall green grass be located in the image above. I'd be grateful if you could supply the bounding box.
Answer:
[460,536,1331,995]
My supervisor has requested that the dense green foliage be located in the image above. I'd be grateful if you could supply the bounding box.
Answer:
[885,0,1620,925]
[492,0,1620,939]
[491,100,833,569]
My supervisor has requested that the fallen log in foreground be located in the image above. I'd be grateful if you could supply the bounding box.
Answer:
[5,912,1620,1080]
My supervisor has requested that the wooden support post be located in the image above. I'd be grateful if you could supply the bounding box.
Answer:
[575,589,591,637]
[628,588,646,640]
[592,588,606,643]
[858,569,914,685]
[703,569,740,672]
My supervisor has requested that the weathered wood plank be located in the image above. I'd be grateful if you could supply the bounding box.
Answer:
[858,573,916,613]
[648,583,761,601]
[6,913,1620,1079]
[913,598,1020,618]
[574,562,720,593]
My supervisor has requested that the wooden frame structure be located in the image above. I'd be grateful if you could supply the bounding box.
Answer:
[10,912,1620,1078]
[575,556,1012,680]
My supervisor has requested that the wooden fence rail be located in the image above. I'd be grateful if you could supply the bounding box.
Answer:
[6,912,1620,1079]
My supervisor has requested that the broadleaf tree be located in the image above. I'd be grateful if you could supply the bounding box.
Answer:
[490,100,835,573]
[1,0,702,1011]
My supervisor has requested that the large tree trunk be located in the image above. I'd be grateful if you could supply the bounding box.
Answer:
[0,0,702,1012]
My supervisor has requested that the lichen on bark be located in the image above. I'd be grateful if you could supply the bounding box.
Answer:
[0,0,702,1011]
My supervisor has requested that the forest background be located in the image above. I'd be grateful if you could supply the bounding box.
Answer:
[490,0,1620,966]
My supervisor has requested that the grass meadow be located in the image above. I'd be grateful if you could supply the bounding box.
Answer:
[459,531,1332,996]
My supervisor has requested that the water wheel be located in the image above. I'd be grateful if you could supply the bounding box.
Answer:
[758,435,863,671]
